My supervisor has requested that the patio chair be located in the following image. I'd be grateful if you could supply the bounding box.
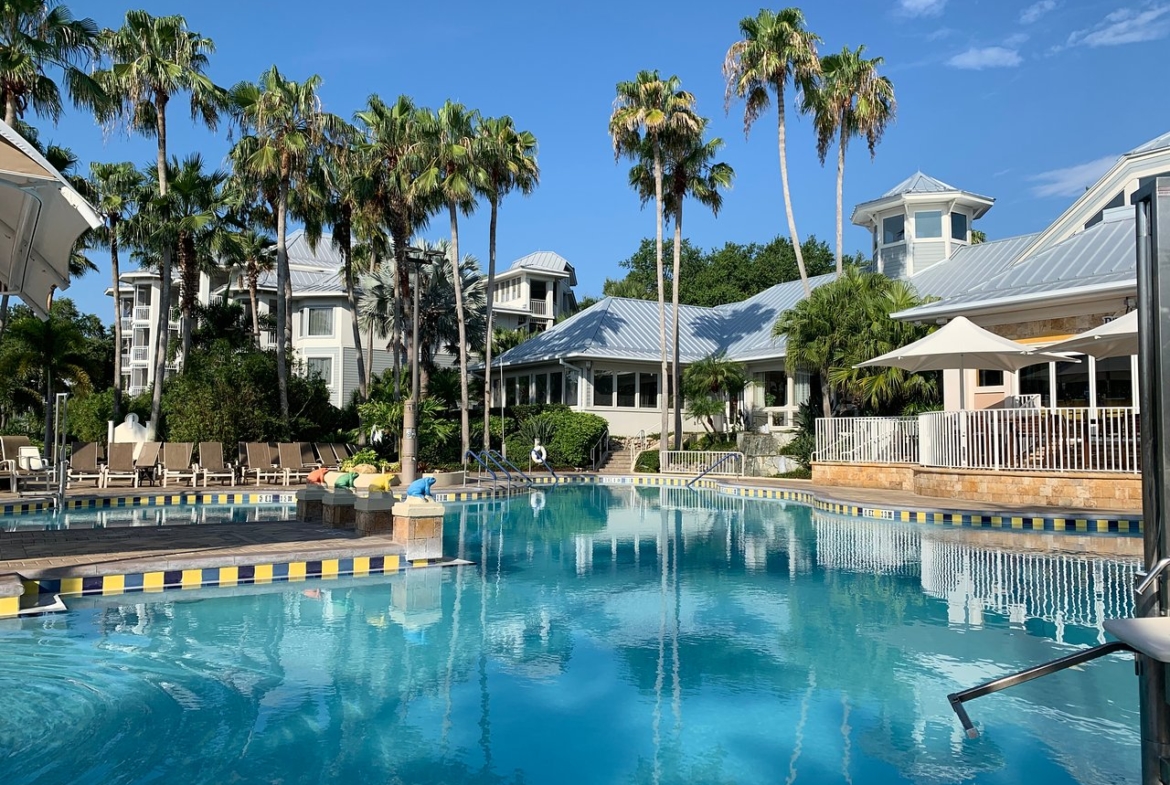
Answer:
[160,442,198,488]
[198,442,236,487]
[10,445,55,493]
[331,443,353,463]
[314,442,339,468]
[0,435,32,491]
[300,442,322,469]
[67,442,104,488]
[277,442,312,485]
[243,442,284,486]
[102,442,139,489]
[135,441,162,487]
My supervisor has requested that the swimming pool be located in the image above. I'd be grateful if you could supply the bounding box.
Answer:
[0,502,298,532]
[0,486,1140,784]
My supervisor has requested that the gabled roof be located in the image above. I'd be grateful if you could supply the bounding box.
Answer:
[882,171,958,197]
[718,274,835,361]
[502,250,577,285]
[286,230,343,271]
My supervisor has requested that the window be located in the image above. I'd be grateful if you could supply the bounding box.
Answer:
[977,369,1003,387]
[534,373,548,404]
[763,371,788,407]
[565,372,578,407]
[593,370,614,406]
[517,375,530,405]
[305,357,332,387]
[616,372,637,407]
[1096,355,1134,407]
[506,377,517,406]
[639,373,658,408]
[550,372,563,405]
[951,211,969,241]
[915,210,942,239]
[882,214,905,244]
[1019,363,1051,407]
[1056,359,1088,407]
[305,307,333,336]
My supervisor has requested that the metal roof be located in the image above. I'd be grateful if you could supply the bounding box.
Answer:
[286,230,343,270]
[505,250,577,285]
[1128,130,1170,156]
[719,274,835,361]
[882,171,959,197]
[906,233,1037,300]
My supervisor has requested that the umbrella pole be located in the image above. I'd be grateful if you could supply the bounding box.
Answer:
[959,362,969,468]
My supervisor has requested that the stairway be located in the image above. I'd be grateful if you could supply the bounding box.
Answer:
[596,446,636,475]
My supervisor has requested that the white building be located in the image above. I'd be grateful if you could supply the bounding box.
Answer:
[110,231,579,408]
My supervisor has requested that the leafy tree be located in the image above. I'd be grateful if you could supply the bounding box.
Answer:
[682,352,747,433]
[971,229,987,244]
[804,45,895,275]
[724,7,821,296]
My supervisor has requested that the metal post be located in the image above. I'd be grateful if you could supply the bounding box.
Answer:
[1134,177,1170,785]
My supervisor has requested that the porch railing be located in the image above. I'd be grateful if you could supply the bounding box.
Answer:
[130,346,149,363]
[662,451,744,477]
[815,416,919,465]
[530,299,548,316]
[133,305,151,322]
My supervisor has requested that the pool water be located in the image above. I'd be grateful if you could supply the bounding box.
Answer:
[1,503,297,532]
[0,486,1141,784]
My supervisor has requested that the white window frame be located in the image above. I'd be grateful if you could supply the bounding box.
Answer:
[305,356,334,388]
[304,306,334,338]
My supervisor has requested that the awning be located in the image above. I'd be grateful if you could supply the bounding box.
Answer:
[1044,311,1137,359]
[0,120,102,317]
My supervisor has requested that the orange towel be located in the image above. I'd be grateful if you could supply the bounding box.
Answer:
[307,466,329,484]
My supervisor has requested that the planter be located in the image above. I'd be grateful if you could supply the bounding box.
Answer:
[427,470,466,489]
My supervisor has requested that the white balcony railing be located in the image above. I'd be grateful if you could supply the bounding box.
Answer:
[661,450,745,477]
[259,331,277,349]
[119,316,132,331]
[816,407,1140,474]
[530,299,549,316]
[120,353,130,367]
[127,385,146,397]
[133,305,151,322]
[130,346,149,363]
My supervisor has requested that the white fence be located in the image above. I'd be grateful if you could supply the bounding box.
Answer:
[130,346,149,363]
[661,451,744,477]
[815,416,919,465]
[530,299,548,316]
[817,407,1140,474]
[133,305,151,322]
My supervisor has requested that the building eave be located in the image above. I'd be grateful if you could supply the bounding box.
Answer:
[891,279,1136,322]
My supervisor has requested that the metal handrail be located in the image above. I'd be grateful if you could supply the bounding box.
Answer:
[589,428,610,471]
[487,450,533,485]
[628,429,646,455]
[481,450,516,484]
[535,455,558,480]
[686,452,740,488]
[464,450,499,484]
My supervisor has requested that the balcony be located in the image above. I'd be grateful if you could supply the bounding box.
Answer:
[133,305,151,322]
[169,307,180,324]
[530,299,549,317]
[130,346,149,364]
[127,385,146,397]
[119,316,132,331]
[120,353,130,367]
[259,331,277,350]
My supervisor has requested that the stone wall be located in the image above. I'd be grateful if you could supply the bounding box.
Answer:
[987,314,1112,342]
[812,461,1141,511]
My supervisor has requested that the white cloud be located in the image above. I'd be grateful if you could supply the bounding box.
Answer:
[1067,3,1170,47]
[1003,32,1030,46]
[1020,0,1057,24]
[898,0,946,17]
[1029,155,1118,198]
[925,27,953,41]
[946,46,1023,69]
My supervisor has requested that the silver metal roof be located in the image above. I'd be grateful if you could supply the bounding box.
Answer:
[719,274,835,361]
[906,233,1037,300]
[882,171,958,197]
[505,250,577,286]
[1128,130,1170,156]
[286,230,343,270]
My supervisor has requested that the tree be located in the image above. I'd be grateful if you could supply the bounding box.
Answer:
[229,228,275,341]
[772,266,937,418]
[474,115,538,453]
[610,70,700,458]
[682,352,747,433]
[724,7,821,296]
[630,119,734,447]
[229,66,338,432]
[804,45,895,276]
[87,160,143,421]
[99,10,224,431]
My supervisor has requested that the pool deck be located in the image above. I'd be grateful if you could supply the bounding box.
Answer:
[0,474,1144,617]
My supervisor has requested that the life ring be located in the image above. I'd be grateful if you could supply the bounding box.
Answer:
[530,444,548,463]
[530,490,546,512]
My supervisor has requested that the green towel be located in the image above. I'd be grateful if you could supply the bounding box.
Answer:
[333,472,358,488]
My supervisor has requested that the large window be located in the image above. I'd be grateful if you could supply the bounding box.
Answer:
[506,377,517,406]
[565,372,578,407]
[593,370,614,406]
[305,357,332,386]
[616,372,637,407]
[915,210,942,239]
[763,370,788,407]
[951,211,969,241]
[1055,359,1090,408]
[534,373,548,404]
[639,373,658,408]
[550,372,563,405]
[517,375,530,405]
[1019,363,1051,407]
[1096,355,1134,407]
[305,307,333,337]
[882,214,905,244]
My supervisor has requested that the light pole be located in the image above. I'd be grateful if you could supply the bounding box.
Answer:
[401,247,445,485]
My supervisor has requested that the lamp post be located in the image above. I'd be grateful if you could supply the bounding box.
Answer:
[401,247,445,486]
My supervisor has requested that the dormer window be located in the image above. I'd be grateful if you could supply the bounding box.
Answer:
[915,210,942,239]
[951,212,969,241]
[882,214,905,244]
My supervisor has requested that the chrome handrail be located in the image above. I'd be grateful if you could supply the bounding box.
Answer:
[590,428,610,471]
[487,450,533,486]
[464,450,499,484]
[686,452,740,488]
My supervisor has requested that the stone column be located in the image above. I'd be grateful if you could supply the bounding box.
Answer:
[296,484,325,523]
[322,488,356,529]
[354,492,396,535]
[392,499,445,562]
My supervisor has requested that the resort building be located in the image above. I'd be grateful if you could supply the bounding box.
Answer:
[110,233,579,408]
[493,130,1170,442]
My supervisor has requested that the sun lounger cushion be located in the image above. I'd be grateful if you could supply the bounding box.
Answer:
[307,467,329,484]
[333,472,357,488]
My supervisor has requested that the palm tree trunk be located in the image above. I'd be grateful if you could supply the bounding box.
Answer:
[391,253,402,401]
[149,94,171,433]
[275,168,291,430]
[247,271,261,342]
[671,205,683,450]
[777,87,810,297]
[179,235,196,366]
[340,212,367,400]
[654,146,669,460]
[821,371,832,419]
[110,218,124,423]
[366,319,374,394]
[483,195,499,452]
[449,202,471,459]
[835,119,846,277]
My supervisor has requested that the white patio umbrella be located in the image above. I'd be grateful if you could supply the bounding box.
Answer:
[0,120,101,317]
[855,316,1076,407]
[1044,310,1137,359]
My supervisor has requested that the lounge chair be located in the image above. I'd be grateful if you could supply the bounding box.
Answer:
[300,442,322,469]
[160,442,197,488]
[243,442,283,486]
[277,442,312,485]
[68,442,104,488]
[314,442,339,468]
[198,442,236,487]
[331,443,353,463]
[0,435,35,491]
[102,442,139,489]
[11,445,54,492]
[135,441,161,486]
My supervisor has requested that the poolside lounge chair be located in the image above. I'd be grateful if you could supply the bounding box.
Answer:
[277,442,312,485]
[160,442,197,488]
[313,442,339,468]
[102,442,139,489]
[300,442,322,469]
[0,435,37,491]
[67,442,104,488]
[197,442,236,487]
[11,444,55,492]
[331,443,353,463]
[135,441,162,487]
[243,442,284,486]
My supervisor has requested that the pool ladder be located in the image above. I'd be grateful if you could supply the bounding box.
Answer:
[465,450,533,493]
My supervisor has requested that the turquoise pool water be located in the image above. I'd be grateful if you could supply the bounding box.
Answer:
[0,503,297,532]
[0,486,1140,784]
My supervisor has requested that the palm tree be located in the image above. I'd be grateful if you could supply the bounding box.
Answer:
[87,161,142,421]
[474,115,539,451]
[99,10,224,429]
[724,7,821,296]
[229,66,338,429]
[610,70,700,458]
[682,352,747,433]
[804,45,895,276]
[630,121,734,448]
[430,100,478,457]
[230,228,275,342]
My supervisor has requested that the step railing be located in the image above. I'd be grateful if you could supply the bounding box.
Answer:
[486,450,533,486]
[662,451,744,477]
[589,428,611,471]
[465,450,500,485]
[685,452,744,488]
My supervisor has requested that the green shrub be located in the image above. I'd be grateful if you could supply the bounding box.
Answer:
[633,449,659,473]
[779,400,819,469]
[775,467,812,480]
[503,409,607,468]
[68,389,151,443]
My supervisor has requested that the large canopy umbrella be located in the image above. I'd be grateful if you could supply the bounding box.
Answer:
[1045,310,1137,359]
[855,316,1076,407]
[0,120,101,317]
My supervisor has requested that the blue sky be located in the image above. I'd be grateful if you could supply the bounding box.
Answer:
[46,0,1170,318]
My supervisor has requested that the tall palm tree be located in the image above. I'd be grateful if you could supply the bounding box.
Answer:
[610,70,700,458]
[724,7,821,296]
[630,121,734,447]
[87,160,142,421]
[473,115,538,451]
[414,239,486,395]
[99,10,224,429]
[804,45,895,276]
[230,228,275,342]
[430,100,478,457]
[229,66,338,429]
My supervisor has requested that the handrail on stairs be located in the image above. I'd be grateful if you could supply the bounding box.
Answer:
[480,450,517,485]
[686,452,740,488]
[464,450,500,485]
[590,428,611,471]
[487,450,533,486]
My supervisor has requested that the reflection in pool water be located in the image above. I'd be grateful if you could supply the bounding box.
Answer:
[1,503,297,532]
[0,486,1141,784]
